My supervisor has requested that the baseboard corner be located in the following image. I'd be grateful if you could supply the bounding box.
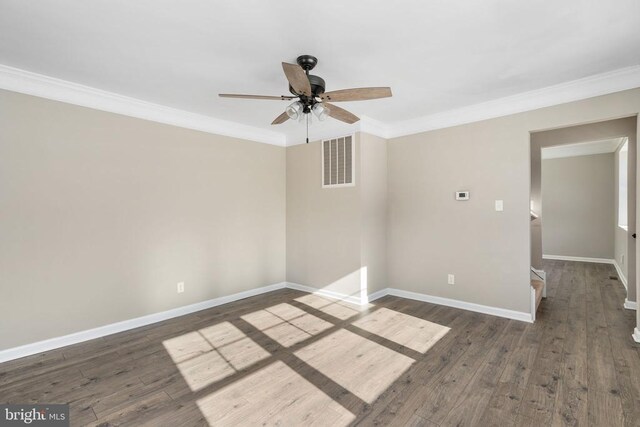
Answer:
[367,288,390,303]
[613,260,628,291]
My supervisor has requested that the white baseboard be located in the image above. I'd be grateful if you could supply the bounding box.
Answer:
[543,254,615,264]
[367,288,389,303]
[633,328,640,344]
[285,282,364,305]
[384,288,533,323]
[613,260,628,291]
[0,280,537,363]
[284,283,532,322]
[624,299,638,310]
[0,282,286,364]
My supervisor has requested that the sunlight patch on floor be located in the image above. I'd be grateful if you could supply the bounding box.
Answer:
[163,322,270,391]
[352,307,451,353]
[294,329,414,403]
[241,303,333,347]
[294,294,362,320]
[196,361,354,426]
[163,331,214,364]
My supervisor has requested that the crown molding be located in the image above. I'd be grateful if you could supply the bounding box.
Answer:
[2,63,639,146]
[359,115,392,139]
[0,64,286,146]
[386,65,640,139]
[542,137,624,159]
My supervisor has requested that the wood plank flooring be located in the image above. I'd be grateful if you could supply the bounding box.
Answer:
[1,260,638,426]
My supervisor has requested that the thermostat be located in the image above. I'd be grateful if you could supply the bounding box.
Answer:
[455,191,470,200]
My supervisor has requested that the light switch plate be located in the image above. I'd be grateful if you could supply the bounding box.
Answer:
[495,200,503,211]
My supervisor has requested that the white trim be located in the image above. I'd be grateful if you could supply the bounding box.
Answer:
[0,282,286,363]
[285,282,364,305]
[633,328,640,344]
[0,64,286,147]
[367,288,389,303]
[624,299,637,310]
[541,137,624,160]
[3,63,640,147]
[386,65,640,139]
[284,284,532,322]
[530,285,537,322]
[0,281,536,363]
[542,254,615,264]
[359,116,391,139]
[613,260,628,291]
[384,288,533,323]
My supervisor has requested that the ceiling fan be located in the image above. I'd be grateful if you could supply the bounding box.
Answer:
[219,54,392,128]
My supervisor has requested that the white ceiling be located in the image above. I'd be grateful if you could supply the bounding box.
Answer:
[0,0,639,144]
[542,138,626,159]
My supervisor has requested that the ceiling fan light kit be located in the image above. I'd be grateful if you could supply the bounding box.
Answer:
[285,101,303,120]
[312,103,329,121]
[219,54,392,142]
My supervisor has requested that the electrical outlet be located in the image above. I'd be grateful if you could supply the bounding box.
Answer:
[448,274,455,285]
[177,282,185,293]
[495,200,504,211]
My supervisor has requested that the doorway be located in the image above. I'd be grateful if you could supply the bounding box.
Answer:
[529,117,638,317]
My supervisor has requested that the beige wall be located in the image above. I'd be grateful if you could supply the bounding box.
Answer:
[541,153,615,259]
[531,117,637,301]
[388,89,640,314]
[285,132,388,300]
[360,133,388,295]
[0,89,286,350]
[286,136,363,298]
[3,87,640,351]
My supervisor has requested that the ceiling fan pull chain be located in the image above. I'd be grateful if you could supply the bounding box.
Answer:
[306,113,309,144]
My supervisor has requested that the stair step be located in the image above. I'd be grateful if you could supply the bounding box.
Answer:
[531,280,544,311]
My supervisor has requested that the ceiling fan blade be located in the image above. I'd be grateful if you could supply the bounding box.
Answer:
[219,94,297,100]
[271,111,290,125]
[321,87,392,102]
[325,103,359,124]
[282,62,312,96]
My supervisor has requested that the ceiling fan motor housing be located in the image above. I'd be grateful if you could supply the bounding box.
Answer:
[289,54,325,107]
[288,74,325,98]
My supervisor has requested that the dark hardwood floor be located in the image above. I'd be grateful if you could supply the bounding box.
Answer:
[1,260,638,426]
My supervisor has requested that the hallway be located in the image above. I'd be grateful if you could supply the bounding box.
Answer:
[503,260,640,426]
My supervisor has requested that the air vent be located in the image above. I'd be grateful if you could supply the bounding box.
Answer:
[322,135,354,187]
